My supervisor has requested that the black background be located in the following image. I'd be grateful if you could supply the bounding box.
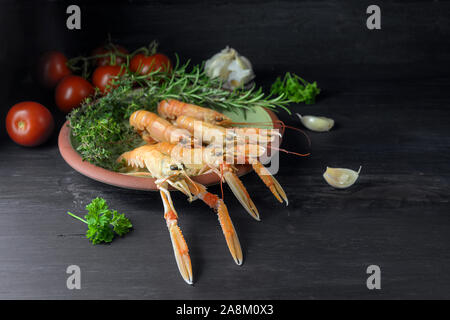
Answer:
[0,0,449,299]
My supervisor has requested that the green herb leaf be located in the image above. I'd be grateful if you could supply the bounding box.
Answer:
[110,211,133,236]
[67,197,132,244]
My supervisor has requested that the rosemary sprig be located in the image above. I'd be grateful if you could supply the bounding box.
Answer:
[68,56,291,170]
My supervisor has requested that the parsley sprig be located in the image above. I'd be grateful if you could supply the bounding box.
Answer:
[67,197,132,244]
[271,72,320,105]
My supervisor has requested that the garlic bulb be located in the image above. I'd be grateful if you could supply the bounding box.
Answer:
[204,47,255,89]
[323,166,362,189]
[297,114,334,132]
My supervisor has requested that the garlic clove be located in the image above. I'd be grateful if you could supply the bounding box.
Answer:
[211,60,228,79]
[237,55,253,70]
[323,166,362,189]
[296,113,334,132]
[228,56,255,88]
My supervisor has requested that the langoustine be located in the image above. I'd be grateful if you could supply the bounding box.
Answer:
[159,101,288,206]
[130,110,262,220]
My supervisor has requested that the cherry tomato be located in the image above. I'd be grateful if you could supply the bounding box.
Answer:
[92,65,124,94]
[92,45,128,66]
[6,102,54,147]
[130,53,172,75]
[38,51,72,88]
[55,75,94,113]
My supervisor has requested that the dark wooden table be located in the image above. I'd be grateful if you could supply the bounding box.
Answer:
[1,69,449,299]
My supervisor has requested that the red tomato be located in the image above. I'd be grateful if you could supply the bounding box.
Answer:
[6,102,54,147]
[92,65,124,94]
[55,75,94,113]
[38,51,72,88]
[92,45,128,66]
[130,53,172,75]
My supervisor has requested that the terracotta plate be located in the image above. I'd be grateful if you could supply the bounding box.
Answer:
[58,107,281,191]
